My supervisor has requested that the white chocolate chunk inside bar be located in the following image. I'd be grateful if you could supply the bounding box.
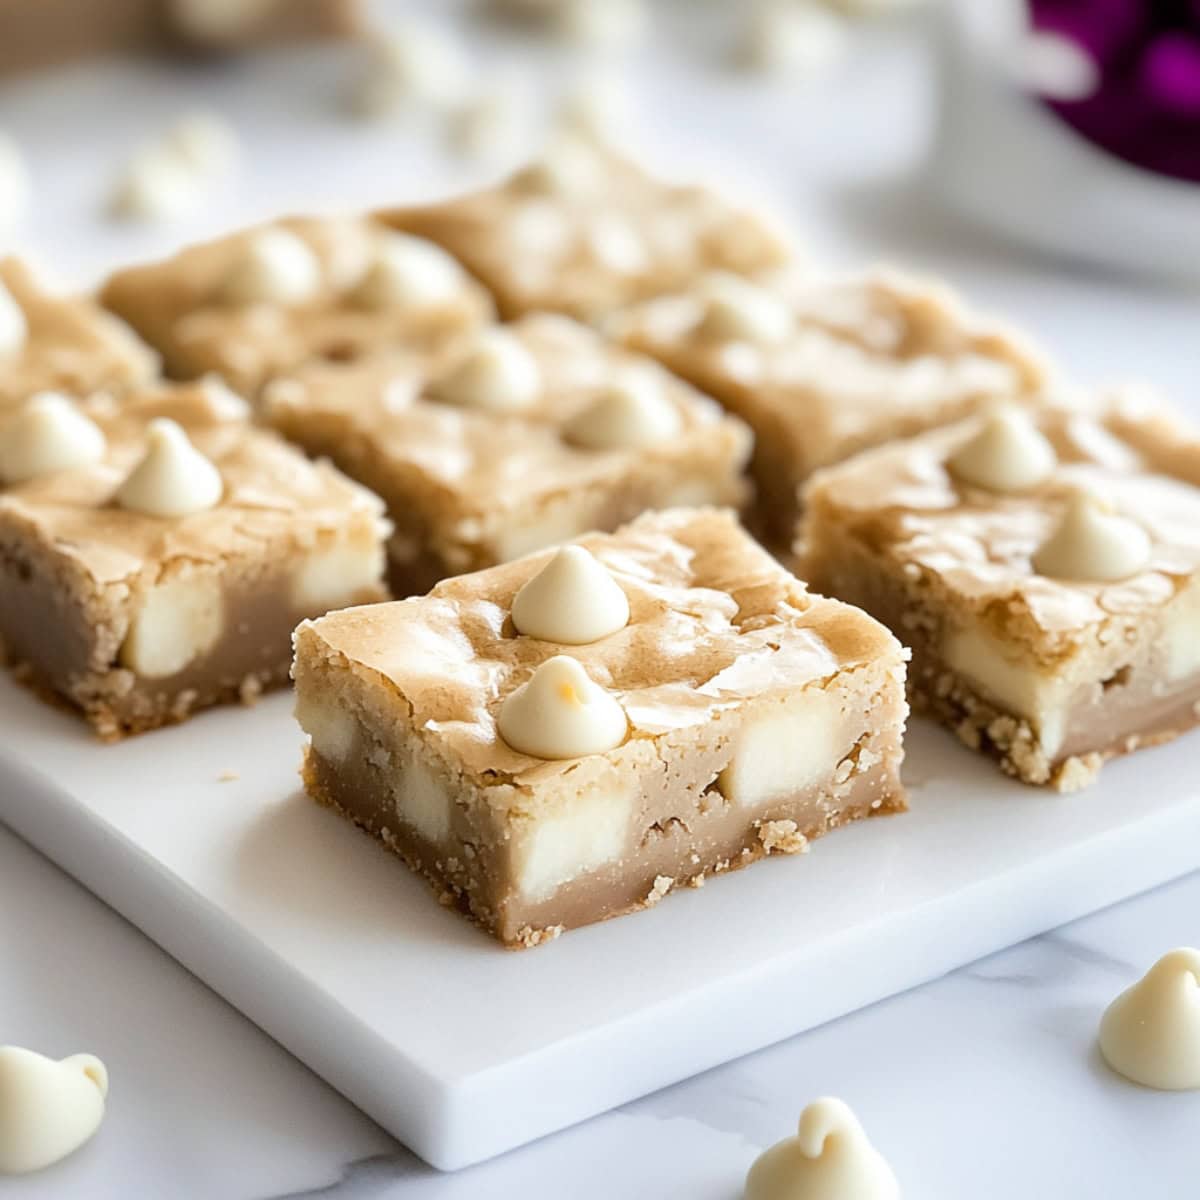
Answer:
[292,508,908,947]
[615,266,1054,546]
[802,395,1200,791]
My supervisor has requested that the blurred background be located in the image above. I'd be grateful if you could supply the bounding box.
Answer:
[0,0,1194,405]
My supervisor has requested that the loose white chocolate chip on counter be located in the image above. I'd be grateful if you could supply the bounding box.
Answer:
[0,393,107,485]
[555,73,630,144]
[0,277,27,357]
[565,367,682,450]
[946,407,1058,492]
[109,147,202,221]
[164,111,240,176]
[431,329,541,413]
[1031,489,1151,582]
[0,1046,108,1176]
[511,545,631,643]
[1099,947,1200,1090]
[737,0,850,79]
[744,1097,900,1200]
[349,25,470,118]
[219,229,322,306]
[449,77,526,161]
[0,133,32,231]
[497,654,627,759]
[116,418,224,518]
[353,233,464,310]
[697,273,794,344]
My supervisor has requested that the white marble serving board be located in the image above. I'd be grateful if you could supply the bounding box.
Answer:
[2,673,1199,1170]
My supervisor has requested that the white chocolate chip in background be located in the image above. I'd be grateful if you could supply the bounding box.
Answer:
[511,545,631,643]
[218,228,321,306]
[698,272,794,344]
[564,366,682,450]
[352,232,466,309]
[0,1046,108,1176]
[431,328,542,412]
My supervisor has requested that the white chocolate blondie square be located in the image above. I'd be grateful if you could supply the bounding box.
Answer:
[380,140,793,322]
[293,508,909,947]
[99,217,493,396]
[0,381,389,738]
[0,257,156,412]
[802,396,1200,791]
[263,314,753,594]
[615,267,1052,546]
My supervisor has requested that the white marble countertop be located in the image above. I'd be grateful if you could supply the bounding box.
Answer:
[2,2,1199,1195]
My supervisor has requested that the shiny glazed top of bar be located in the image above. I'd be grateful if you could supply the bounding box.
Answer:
[99,216,493,386]
[0,381,388,585]
[0,257,157,412]
[616,267,1051,453]
[380,146,792,321]
[263,314,753,521]
[298,507,903,787]
[803,395,1200,653]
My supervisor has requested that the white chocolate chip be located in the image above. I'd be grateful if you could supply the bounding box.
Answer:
[219,229,322,306]
[0,134,31,231]
[0,1046,108,1176]
[737,1,850,78]
[119,572,223,678]
[511,545,630,644]
[744,1097,900,1200]
[352,233,464,310]
[116,418,223,518]
[552,0,648,51]
[497,655,627,759]
[0,278,27,358]
[291,536,385,611]
[1032,490,1151,583]
[511,137,605,195]
[431,329,541,413]
[0,393,107,486]
[583,213,648,275]
[109,147,202,222]
[947,407,1057,492]
[448,75,526,161]
[164,111,240,175]
[1099,948,1200,1090]
[565,367,682,450]
[555,73,629,144]
[349,26,470,118]
[697,273,793,344]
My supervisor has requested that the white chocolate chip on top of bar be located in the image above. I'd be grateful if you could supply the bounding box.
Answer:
[1032,489,1151,582]
[431,329,541,412]
[497,655,627,759]
[0,278,27,357]
[697,272,793,344]
[0,393,107,485]
[116,418,223,518]
[352,233,465,310]
[947,406,1057,492]
[511,545,630,643]
[219,229,322,306]
[511,136,605,195]
[564,366,682,450]
[744,1097,900,1200]
[0,1046,108,1176]
[1099,947,1200,1091]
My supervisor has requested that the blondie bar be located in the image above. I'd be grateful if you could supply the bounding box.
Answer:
[263,314,753,594]
[380,140,792,322]
[293,507,908,947]
[100,217,492,396]
[615,267,1052,546]
[802,397,1200,790]
[0,381,389,738]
